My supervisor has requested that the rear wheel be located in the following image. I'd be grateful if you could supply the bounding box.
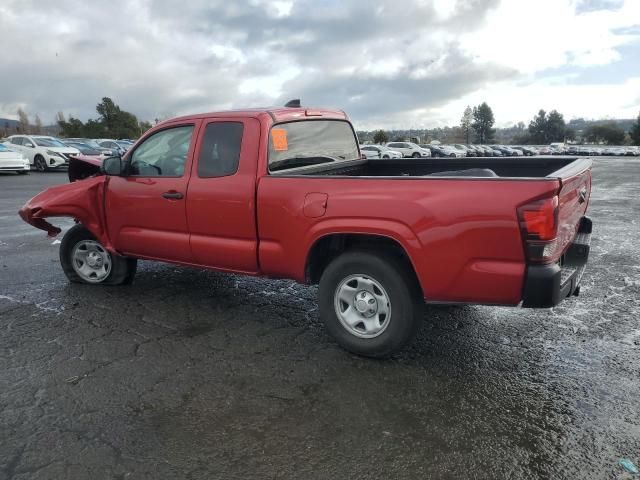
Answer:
[34,155,47,172]
[60,224,137,285]
[318,251,423,358]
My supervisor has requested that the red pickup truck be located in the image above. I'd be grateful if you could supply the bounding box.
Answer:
[19,104,592,357]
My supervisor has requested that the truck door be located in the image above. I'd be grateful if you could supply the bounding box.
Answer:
[105,122,199,263]
[185,117,260,273]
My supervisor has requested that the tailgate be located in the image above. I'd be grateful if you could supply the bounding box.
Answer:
[551,158,592,256]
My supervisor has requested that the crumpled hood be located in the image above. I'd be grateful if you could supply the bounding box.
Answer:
[18,176,113,249]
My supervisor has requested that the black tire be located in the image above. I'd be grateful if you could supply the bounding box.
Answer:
[34,155,47,172]
[318,251,423,358]
[60,224,137,285]
[17,170,29,175]
[449,153,456,158]
[411,152,420,158]
[383,155,389,159]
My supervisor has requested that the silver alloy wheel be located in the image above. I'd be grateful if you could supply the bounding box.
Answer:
[71,240,112,283]
[334,274,391,338]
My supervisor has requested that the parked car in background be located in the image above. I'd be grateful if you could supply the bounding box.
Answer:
[96,139,131,155]
[475,145,499,156]
[419,144,445,157]
[361,145,402,159]
[62,141,109,159]
[385,142,431,158]
[537,146,553,155]
[0,142,30,174]
[514,146,537,156]
[436,144,467,158]
[452,144,476,157]
[4,135,80,171]
[491,145,521,157]
[360,146,380,159]
[468,145,488,156]
[66,138,114,155]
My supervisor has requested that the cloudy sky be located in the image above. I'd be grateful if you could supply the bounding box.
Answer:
[1,0,639,129]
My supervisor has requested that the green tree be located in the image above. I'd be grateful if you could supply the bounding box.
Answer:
[584,123,626,144]
[630,112,640,146]
[83,119,105,138]
[460,105,473,144]
[528,109,570,143]
[96,97,121,134]
[58,117,85,137]
[528,109,548,144]
[373,129,388,144]
[546,110,567,142]
[471,102,495,144]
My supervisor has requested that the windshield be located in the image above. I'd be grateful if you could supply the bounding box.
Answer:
[34,137,65,147]
[268,120,359,172]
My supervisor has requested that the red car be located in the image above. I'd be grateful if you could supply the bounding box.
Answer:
[19,104,593,357]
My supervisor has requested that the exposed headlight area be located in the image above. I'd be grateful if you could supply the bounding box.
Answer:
[46,150,63,158]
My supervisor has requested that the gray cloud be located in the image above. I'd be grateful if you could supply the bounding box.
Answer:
[0,0,509,127]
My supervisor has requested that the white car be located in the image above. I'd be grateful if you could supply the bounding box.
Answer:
[5,135,80,171]
[438,145,466,158]
[385,142,431,158]
[360,145,402,159]
[0,143,30,174]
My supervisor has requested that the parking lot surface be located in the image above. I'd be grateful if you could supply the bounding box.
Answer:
[1,159,639,479]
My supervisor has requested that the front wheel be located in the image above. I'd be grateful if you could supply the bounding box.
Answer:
[318,251,423,358]
[60,224,137,285]
[34,155,48,172]
[412,152,420,158]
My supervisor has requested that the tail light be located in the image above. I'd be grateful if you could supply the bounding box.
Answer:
[517,196,560,264]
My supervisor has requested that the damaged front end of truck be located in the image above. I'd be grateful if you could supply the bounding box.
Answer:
[18,168,114,250]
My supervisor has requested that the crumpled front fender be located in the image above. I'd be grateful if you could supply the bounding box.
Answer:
[18,176,113,250]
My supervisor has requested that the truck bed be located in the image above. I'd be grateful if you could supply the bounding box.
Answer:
[277,156,583,179]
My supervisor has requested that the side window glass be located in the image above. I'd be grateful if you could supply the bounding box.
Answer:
[12,137,23,145]
[130,126,194,177]
[198,122,243,177]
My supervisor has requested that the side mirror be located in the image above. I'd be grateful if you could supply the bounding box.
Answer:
[101,156,124,176]
[25,143,34,148]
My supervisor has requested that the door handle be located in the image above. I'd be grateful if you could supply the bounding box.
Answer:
[162,191,184,200]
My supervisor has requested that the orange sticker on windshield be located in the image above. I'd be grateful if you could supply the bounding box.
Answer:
[272,128,288,151]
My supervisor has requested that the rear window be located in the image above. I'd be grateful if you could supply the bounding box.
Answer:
[198,122,243,178]
[268,120,359,172]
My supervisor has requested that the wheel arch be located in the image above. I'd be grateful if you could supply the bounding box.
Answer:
[305,232,424,296]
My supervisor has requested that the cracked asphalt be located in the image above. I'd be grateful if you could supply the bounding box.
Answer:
[1,159,639,479]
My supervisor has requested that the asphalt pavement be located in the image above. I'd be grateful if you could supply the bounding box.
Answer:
[1,159,639,479]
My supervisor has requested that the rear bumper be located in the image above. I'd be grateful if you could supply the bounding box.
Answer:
[522,216,592,308]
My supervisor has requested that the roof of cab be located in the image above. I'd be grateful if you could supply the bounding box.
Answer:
[161,106,348,125]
